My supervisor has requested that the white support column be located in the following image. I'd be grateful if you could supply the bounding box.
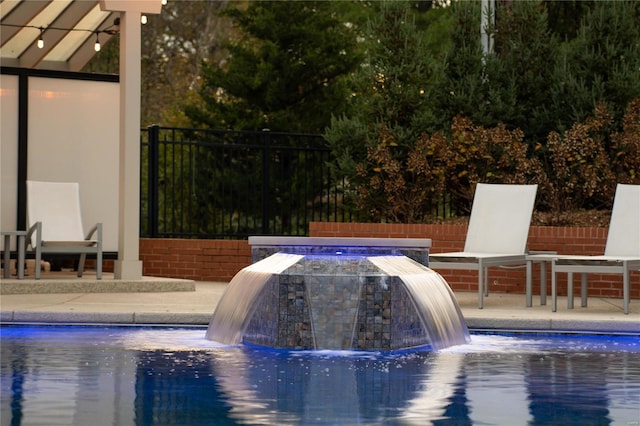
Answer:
[100,0,162,280]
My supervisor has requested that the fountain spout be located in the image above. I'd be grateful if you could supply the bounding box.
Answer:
[206,237,469,350]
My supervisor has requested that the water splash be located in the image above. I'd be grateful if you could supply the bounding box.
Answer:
[206,253,469,351]
[369,256,470,350]
[205,253,303,344]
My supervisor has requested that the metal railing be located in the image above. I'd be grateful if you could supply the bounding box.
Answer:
[141,126,353,239]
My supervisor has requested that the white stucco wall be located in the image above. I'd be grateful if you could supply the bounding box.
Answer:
[1,76,120,252]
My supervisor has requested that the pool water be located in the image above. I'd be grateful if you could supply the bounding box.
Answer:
[1,325,639,425]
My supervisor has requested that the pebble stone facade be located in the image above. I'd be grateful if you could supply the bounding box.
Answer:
[244,246,433,350]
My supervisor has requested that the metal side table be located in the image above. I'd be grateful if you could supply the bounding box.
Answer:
[525,251,558,307]
[2,230,27,279]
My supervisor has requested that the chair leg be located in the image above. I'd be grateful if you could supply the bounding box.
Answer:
[551,260,557,312]
[525,260,532,307]
[567,272,574,309]
[623,265,630,315]
[96,224,102,280]
[477,262,484,309]
[34,223,42,280]
[2,235,10,279]
[78,254,86,277]
[581,273,588,307]
[96,251,102,280]
[35,248,41,279]
[17,235,25,279]
[484,267,489,297]
[540,262,547,306]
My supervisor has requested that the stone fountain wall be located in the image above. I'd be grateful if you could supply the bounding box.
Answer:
[242,260,428,351]
[241,237,433,350]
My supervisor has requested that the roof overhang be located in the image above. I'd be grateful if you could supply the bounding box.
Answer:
[1,0,120,72]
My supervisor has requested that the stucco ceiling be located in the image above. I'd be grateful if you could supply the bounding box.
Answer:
[1,0,119,72]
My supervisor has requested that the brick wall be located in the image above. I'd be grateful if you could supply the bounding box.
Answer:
[140,238,251,282]
[309,222,638,299]
[137,223,638,299]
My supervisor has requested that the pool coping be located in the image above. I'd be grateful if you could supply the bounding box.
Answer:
[1,279,638,335]
[2,312,638,334]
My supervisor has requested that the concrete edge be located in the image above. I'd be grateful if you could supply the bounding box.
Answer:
[3,311,638,335]
[0,280,196,295]
[1,311,211,325]
[549,319,640,334]
[133,312,211,325]
[10,311,135,324]
[464,317,552,330]
[464,317,640,334]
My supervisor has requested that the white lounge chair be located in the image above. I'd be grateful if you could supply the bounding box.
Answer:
[429,183,538,309]
[551,184,640,314]
[25,180,103,279]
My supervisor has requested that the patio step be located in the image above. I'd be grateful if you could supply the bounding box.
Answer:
[0,272,195,295]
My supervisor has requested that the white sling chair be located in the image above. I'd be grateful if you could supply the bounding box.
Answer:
[26,180,103,279]
[551,184,640,315]
[429,183,538,309]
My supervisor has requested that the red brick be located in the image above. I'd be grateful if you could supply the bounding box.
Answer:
[138,224,638,300]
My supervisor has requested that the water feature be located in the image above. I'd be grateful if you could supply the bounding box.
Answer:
[206,250,469,350]
[206,253,304,346]
[1,325,639,425]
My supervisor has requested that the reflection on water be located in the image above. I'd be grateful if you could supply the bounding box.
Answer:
[1,326,639,425]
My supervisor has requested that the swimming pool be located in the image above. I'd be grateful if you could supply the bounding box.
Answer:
[1,325,638,425]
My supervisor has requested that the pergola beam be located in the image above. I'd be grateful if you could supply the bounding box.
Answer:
[18,1,97,69]
[0,1,51,46]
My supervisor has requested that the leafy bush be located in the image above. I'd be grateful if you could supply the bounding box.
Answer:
[545,103,616,212]
[442,116,547,213]
[611,99,640,185]
[353,116,548,222]
[351,99,640,223]
[354,125,448,223]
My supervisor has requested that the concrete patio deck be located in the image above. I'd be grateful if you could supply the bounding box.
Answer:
[1,272,638,335]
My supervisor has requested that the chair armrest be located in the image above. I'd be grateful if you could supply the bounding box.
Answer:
[26,222,42,249]
[85,223,103,246]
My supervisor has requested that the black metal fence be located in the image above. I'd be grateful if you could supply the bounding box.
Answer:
[141,126,352,239]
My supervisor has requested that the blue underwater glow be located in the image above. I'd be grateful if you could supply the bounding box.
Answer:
[1,325,639,426]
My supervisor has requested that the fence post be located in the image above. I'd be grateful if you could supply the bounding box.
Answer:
[261,129,271,234]
[147,124,160,238]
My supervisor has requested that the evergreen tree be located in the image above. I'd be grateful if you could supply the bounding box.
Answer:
[326,1,443,171]
[490,1,559,144]
[436,1,559,145]
[324,2,445,221]
[544,0,595,41]
[431,1,486,131]
[551,0,640,133]
[184,1,361,133]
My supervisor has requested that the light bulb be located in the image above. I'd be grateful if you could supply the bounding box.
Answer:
[141,15,147,24]
[37,28,44,49]
[94,34,101,52]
